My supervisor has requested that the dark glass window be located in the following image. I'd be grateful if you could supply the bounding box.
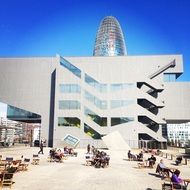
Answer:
[7,105,41,122]
[84,107,107,127]
[111,117,134,126]
[58,117,80,128]
[84,123,102,139]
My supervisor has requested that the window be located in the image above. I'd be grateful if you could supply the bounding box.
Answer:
[59,100,81,110]
[164,74,176,82]
[7,105,41,120]
[111,117,134,126]
[85,74,107,93]
[110,100,134,109]
[84,123,101,139]
[59,84,81,93]
[60,57,81,78]
[110,83,135,91]
[84,107,107,126]
[85,91,107,109]
[58,117,80,128]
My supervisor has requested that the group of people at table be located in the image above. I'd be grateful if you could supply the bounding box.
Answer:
[85,144,110,168]
[49,146,76,162]
[128,149,190,189]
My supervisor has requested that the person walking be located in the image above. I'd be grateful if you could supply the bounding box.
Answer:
[38,140,44,154]
[87,144,90,154]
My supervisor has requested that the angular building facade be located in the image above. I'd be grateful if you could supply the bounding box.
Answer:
[0,55,190,148]
[93,16,127,56]
[0,17,190,149]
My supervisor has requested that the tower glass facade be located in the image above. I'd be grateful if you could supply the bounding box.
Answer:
[93,16,127,56]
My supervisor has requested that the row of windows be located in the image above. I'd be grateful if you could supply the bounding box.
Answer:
[58,100,134,110]
[58,116,134,127]
[85,74,135,93]
[59,58,135,92]
[59,100,81,110]
[59,82,135,94]
[169,134,189,137]
[59,84,81,93]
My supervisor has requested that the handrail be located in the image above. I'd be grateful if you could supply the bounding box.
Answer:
[149,59,176,79]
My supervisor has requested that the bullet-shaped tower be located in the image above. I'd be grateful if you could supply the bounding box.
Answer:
[93,16,127,56]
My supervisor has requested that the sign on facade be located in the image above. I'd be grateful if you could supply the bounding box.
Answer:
[62,134,80,147]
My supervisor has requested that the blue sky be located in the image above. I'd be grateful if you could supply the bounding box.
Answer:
[0,0,189,80]
[0,0,190,116]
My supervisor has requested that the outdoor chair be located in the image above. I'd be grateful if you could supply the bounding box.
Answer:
[32,154,40,165]
[85,154,93,166]
[162,178,186,190]
[1,173,14,189]
[0,162,6,172]
[47,156,54,162]
[19,158,30,171]
[156,164,170,179]
[137,162,146,169]
[5,157,14,163]
[175,156,183,166]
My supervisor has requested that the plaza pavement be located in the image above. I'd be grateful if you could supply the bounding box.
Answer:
[0,146,190,190]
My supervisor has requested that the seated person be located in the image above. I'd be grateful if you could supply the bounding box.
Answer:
[105,154,110,166]
[68,148,74,155]
[64,146,69,154]
[156,159,171,177]
[128,150,132,160]
[156,149,161,155]
[148,155,156,167]
[137,151,143,161]
[171,169,185,189]
[54,149,64,162]
[128,150,136,160]
[91,146,96,155]
[175,156,182,165]
[6,161,19,173]
[92,151,101,167]
[100,151,110,168]
[171,169,183,184]
[49,148,56,159]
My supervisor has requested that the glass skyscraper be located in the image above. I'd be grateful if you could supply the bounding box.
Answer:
[93,16,127,56]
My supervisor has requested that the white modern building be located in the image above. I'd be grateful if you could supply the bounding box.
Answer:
[0,117,21,146]
[0,54,189,148]
[0,16,190,149]
[167,122,190,146]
